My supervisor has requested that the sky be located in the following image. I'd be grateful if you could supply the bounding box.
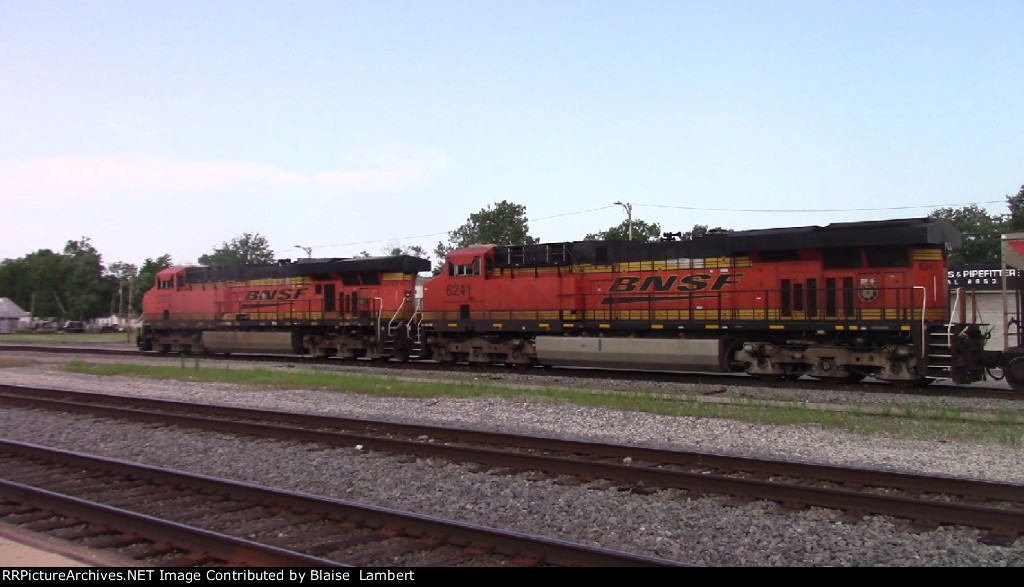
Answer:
[1,1,1022,268]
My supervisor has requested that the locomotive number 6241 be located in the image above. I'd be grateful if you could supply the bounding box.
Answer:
[446,284,470,296]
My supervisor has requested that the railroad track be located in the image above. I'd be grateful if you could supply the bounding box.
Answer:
[0,440,684,567]
[0,343,1018,400]
[2,384,1022,547]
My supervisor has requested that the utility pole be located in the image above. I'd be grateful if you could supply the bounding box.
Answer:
[125,276,134,341]
[613,201,633,241]
[118,278,125,325]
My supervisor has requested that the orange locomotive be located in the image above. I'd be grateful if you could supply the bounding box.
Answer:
[138,218,1019,391]
[420,218,991,387]
[138,256,430,359]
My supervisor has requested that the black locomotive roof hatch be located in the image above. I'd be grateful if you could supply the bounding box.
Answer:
[493,218,961,268]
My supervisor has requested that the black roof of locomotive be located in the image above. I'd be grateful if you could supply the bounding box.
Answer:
[494,218,961,267]
[182,255,431,283]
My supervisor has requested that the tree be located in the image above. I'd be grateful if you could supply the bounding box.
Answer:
[133,255,173,311]
[0,256,33,314]
[60,237,114,321]
[1005,184,1024,233]
[0,239,113,321]
[928,205,1004,265]
[433,201,538,273]
[386,244,428,258]
[198,233,275,266]
[682,224,732,240]
[353,245,427,259]
[584,219,662,242]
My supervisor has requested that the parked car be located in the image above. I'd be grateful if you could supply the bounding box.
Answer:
[62,321,86,333]
[99,324,123,333]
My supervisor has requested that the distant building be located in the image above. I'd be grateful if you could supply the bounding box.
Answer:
[947,265,1022,290]
[0,298,29,334]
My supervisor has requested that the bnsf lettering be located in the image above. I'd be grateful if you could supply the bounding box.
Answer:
[610,273,743,293]
[244,288,307,301]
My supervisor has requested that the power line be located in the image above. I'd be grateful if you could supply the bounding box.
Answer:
[281,200,1006,255]
[639,200,1005,213]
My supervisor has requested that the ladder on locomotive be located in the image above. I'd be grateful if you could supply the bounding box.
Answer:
[923,287,967,378]
[380,294,423,359]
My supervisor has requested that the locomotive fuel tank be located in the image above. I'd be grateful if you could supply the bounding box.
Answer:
[534,336,725,371]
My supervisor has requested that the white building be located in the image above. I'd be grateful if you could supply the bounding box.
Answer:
[0,298,29,334]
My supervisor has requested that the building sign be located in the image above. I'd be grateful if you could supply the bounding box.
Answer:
[948,265,1022,290]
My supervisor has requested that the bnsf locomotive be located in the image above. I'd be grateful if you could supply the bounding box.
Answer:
[137,256,430,360]
[138,218,1024,393]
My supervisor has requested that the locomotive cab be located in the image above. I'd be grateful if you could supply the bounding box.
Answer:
[437,246,493,319]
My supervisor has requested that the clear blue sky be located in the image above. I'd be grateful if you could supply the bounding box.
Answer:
[1,1,1021,268]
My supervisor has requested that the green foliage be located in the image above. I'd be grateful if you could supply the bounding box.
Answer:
[355,245,427,260]
[0,238,116,321]
[1005,184,1024,233]
[433,200,538,273]
[133,255,173,309]
[682,224,731,240]
[926,184,1024,265]
[586,222,727,242]
[198,233,276,266]
[928,205,1005,265]
[388,244,428,258]
[59,238,112,321]
[584,219,662,242]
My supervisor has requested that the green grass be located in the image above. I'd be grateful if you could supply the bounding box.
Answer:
[58,360,1024,447]
[1,332,133,345]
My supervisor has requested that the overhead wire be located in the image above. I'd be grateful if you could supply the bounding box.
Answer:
[281,199,1006,256]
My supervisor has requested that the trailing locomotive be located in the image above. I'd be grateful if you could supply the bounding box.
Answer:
[138,218,1024,393]
[137,255,430,360]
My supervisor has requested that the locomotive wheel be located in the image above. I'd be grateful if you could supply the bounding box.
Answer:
[781,366,808,381]
[844,372,867,383]
[1005,357,1024,393]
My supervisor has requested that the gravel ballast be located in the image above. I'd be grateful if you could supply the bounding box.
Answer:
[1,352,1023,566]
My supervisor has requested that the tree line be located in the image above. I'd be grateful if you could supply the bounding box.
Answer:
[2,185,1022,323]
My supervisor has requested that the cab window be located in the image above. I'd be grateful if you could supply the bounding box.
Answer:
[449,257,481,277]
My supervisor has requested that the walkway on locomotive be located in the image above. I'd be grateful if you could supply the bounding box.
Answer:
[421,219,960,337]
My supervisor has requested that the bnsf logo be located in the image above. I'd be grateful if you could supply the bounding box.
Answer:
[243,288,307,301]
[610,273,743,293]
